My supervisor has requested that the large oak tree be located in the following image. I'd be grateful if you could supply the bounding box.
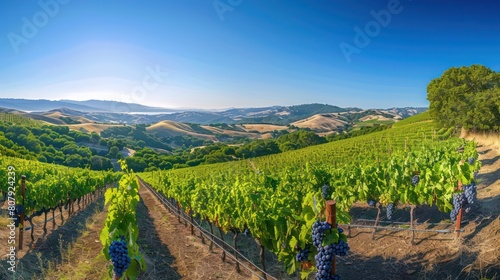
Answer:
[427,65,500,131]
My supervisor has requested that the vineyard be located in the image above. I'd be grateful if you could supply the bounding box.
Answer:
[0,157,120,238]
[0,112,495,279]
[0,113,39,126]
[139,115,481,278]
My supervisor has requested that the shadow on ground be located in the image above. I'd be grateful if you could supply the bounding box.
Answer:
[0,197,104,280]
[136,197,181,280]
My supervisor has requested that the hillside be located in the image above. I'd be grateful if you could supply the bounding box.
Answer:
[147,120,218,141]
[41,108,95,124]
[0,107,66,124]
[0,99,427,125]
[291,113,349,132]
[0,98,177,113]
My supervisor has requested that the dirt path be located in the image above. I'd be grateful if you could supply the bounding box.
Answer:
[0,193,106,279]
[136,183,254,280]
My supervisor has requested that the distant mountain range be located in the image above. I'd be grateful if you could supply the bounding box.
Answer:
[0,98,427,125]
[0,98,178,113]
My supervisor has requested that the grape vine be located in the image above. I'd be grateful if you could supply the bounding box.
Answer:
[100,161,145,279]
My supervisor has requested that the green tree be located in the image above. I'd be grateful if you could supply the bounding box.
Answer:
[427,65,500,130]
[107,146,121,158]
[90,132,101,143]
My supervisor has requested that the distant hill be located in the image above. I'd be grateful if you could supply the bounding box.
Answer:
[291,114,349,132]
[0,107,65,124]
[0,98,177,113]
[0,99,427,128]
[146,120,218,141]
[60,99,178,113]
[0,99,103,112]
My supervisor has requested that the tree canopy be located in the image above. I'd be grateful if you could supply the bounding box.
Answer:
[427,64,500,131]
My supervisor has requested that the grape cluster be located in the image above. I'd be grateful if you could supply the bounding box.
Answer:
[468,157,475,165]
[463,182,477,204]
[367,200,377,207]
[312,221,331,248]
[450,193,467,221]
[450,182,477,221]
[312,222,348,280]
[411,175,419,185]
[386,203,394,220]
[295,247,310,262]
[331,240,349,256]
[109,236,131,278]
[322,185,329,200]
[315,245,339,280]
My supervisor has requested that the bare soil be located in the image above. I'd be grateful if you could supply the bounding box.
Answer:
[0,193,106,279]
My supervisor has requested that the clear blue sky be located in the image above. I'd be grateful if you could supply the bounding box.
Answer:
[1,0,499,109]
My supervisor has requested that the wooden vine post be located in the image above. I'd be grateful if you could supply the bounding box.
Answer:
[19,175,26,250]
[455,181,463,238]
[325,200,336,275]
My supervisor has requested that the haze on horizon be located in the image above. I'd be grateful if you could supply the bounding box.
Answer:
[0,0,499,110]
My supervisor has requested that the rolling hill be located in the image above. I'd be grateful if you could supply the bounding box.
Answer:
[0,99,427,126]
[146,120,218,141]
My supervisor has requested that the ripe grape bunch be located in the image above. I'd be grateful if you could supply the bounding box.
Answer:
[411,175,419,185]
[450,193,467,221]
[386,203,394,220]
[463,182,477,205]
[296,247,310,262]
[312,221,331,248]
[109,236,131,278]
[322,184,329,200]
[315,245,341,280]
[332,240,349,256]
[312,224,347,280]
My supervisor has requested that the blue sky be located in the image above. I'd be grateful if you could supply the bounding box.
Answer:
[0,0,499,109]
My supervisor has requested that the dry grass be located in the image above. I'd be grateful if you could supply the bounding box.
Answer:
[43,209,110,280]
[241,124,288,133]
[291,114,348,132]
[66,123,124,134]
[359,114,394,122]
[201,125,263,139]
[42,111,95,124]
[461,129,500,151]
[147,120,218,141]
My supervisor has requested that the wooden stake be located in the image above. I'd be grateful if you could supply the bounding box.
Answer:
[43,211,48,233]
[410,205,415,245]
[455,181,463,238]
[372,204,381,240]
[190,213,194,235]
[326,200,337,276]
[455,207,463,238]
